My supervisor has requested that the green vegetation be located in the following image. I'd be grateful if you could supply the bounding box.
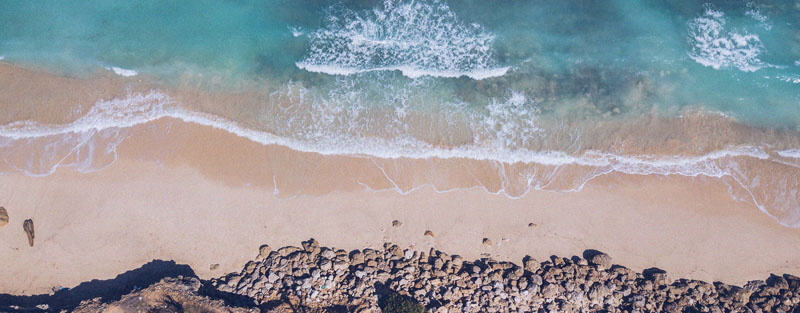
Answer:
[379,292,426,313]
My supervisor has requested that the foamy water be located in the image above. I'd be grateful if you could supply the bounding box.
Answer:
[297,0,506,80]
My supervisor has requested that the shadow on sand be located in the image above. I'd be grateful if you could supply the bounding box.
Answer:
[0,259,195,312]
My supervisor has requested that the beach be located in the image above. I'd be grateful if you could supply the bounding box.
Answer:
[1,112,799,295]
[0,2,799,310]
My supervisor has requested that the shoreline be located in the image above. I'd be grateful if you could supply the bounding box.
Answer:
[1,148,799,295]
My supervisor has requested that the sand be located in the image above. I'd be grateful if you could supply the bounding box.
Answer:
[0,117,799,295]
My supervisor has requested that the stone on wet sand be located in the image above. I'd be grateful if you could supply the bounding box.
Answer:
[23,219,34,247]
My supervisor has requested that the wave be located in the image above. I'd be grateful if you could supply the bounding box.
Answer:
[296,0,505,80]
[778,149,800,158]
[105,66,138,77]
[1,90,799,227]
[295,63,510,80]
[688,5,765,72]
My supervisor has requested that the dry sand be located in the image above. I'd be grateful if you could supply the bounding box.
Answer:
[0,118,799,295]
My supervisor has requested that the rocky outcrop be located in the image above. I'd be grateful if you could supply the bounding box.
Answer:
[212,239,800,313]
[18,239,800,312]
[73,277,258,313]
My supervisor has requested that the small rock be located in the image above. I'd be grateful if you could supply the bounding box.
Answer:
[527,223,536,227]
[482,238,493,247]
[0,207,8,227]
[588,252,612,269]
[392,220,403,227]
[209,264,219,270]
[23,219,34,247]
[257,245,271,260]
[349,250,365,265]
[319,259,332,271]
[424,230,435,237]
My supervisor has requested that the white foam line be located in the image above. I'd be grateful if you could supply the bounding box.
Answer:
[105,66,138,77]
[0,91,776,170]
[777,149,800,158]
[296,63,510,80]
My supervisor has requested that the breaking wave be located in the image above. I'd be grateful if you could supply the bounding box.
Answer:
[296,0,508,80]
[688,5,765,72]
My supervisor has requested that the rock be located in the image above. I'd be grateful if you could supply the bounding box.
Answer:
[23,219,34,247]
[320,249,336,260]
[0,207,8,227]
[527,223,536,227]
[319,259,332,271]
[392,220,403,227]
[482,238,493,247]
[588,252,611,269]
[350,250,365,265]
[333,260,348,271]
[302,238,320,255]
[210,264,219,271]
[523,256,539,273]
[257,245,271,260]
[424,230,435,237]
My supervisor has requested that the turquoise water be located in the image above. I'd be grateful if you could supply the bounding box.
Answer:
[1,0,798,125]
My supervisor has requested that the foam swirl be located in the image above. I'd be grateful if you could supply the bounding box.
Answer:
[688,5,765,72]
[296,0,508,80]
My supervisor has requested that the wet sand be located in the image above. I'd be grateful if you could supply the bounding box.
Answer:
[0,118,799,295]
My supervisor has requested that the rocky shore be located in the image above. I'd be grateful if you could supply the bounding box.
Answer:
[6,239,800,312]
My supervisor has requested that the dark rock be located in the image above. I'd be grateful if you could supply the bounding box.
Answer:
[23,219,34,247]
[0,207,8,227]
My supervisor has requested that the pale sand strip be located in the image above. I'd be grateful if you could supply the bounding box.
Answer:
[0,122,799,295]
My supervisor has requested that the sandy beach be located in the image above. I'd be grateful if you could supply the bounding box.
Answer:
[1,115,799,296]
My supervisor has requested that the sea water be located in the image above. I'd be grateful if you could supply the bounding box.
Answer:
[1,0,799,224]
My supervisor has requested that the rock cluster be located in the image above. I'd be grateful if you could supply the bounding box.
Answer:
[73,276,258,313]
[213,239,800,313]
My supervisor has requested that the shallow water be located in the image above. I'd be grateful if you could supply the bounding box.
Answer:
[0,1,799,225]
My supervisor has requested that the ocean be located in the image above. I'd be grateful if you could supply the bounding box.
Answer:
[0,0,799,225]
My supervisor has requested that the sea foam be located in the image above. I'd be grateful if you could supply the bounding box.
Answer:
[296,0,507,80]
[105,66,138,77]
[688,5,765,72]
[1,90,798,227]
